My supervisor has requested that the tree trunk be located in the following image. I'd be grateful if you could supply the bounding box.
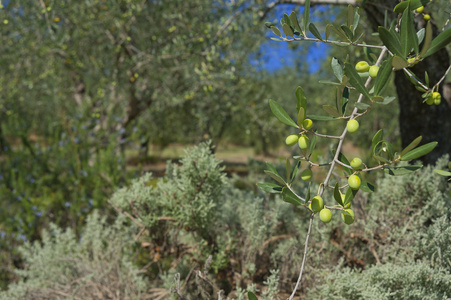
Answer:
[363,1,451,165]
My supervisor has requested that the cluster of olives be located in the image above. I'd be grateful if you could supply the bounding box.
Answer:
[415,6,430,21]
[307,195,355,225]
[426,92,441,106]
[284,108,364,225]
[355,61,379,78]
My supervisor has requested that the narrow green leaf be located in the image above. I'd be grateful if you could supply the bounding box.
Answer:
[283,13,291,26]
[336,88,342,115]
[378,26,403,57]
[384,165,423,176]
[434,169,451,176]
[384,141,395,160]
[298,107,305,127]
[392,55,408,70]
[269,100,299,128]
[322,105,341,117]
[371,129,384,154]
[290,160,301,183]
[326,24,332,40]
[309,23,324,41]
[307,115,338,121]
[282,187,303,205]
[289,11,302,33]
[265,22,275,28]
[266,162,277,174]
[422,27,451,58]
[347,4,354,28]
[353,31,365,43]
[331,25,349,41]
[420,21,433,57]
[308,133,317,159]
[374,140,392,162]
[344,63,372,99]
[306,182,311,202]
[334,182,344,206]
[342,87,349,116]
[338,152,353,175]
[401,142,438,161]
[295,86,307,115]
[332,57,344,82]
[303,0,311,33]
[283,23,294,37]
[248,291,258,300]
[355,102,370,110]
[417,28,425,45]
[360,181,375,193]
[376,96,396,105]
[286,158,291,182]
[343,187,358,207]
[257,183,283,194]
[401,136,422,156]
[352,7,360,34]
[271,26,281,37]
[340,25,354,41]
[264,170,286,185]
[400,5,418,56]
[425,71,429,86]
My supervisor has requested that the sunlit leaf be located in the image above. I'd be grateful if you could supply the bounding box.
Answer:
[434,169,451,176]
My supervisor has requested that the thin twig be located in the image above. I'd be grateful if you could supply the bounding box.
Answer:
[288,213,314,300]
[436,64,451,87]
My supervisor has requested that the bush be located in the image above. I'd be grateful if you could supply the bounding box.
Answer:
[0,211,146,300]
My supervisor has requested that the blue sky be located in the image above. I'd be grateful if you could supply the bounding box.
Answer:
[253,4,336,73]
